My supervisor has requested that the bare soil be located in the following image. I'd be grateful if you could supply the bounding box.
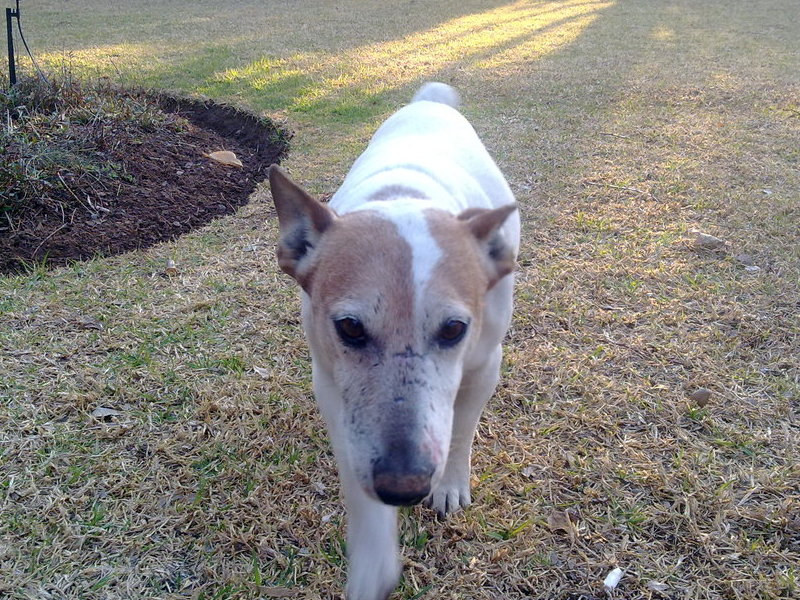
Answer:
[0,95,289,273]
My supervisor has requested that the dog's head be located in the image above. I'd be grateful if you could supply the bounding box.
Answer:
[269,165,516,505]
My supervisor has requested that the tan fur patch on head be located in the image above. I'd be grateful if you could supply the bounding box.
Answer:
[424,209,489,316]
[310,211,415,346]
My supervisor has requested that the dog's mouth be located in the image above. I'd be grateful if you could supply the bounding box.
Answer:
[377,492,429,507]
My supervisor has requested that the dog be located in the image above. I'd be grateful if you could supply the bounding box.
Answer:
[268,82,520,600]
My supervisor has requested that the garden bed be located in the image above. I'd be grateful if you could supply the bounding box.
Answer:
[0,77,290,273]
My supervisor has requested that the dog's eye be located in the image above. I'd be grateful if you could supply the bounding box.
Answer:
[437,319,468,347]
[334,317,368,348]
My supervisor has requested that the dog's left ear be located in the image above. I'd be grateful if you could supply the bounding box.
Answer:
[269,165,336,290]
[458,203,518,288]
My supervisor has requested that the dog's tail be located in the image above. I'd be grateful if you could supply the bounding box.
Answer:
[412,82,461,108]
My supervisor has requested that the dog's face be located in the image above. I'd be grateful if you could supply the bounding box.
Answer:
[270,166,516,505]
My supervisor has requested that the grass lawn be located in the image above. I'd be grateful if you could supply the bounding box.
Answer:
[1,1,798,598]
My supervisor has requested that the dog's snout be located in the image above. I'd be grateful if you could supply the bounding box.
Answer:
[373,458,435,506]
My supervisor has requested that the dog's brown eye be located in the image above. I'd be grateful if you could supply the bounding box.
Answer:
[437,319,468,347]
[335,317,368,348]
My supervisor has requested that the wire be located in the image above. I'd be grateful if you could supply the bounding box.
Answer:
[14,0,50,84]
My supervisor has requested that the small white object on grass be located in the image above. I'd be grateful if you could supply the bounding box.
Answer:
[603,567,624,591]
[91,406,123,419]
[253,365,271,379]
[165,259,178,277]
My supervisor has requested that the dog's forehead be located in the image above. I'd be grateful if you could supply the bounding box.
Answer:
[313,210,414,316]
[363,201,443,306]
[313,204,482,317]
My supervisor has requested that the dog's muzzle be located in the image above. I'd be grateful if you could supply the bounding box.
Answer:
[372,457,435,506]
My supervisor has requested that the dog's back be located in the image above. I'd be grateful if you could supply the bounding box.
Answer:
[330,84,519,252]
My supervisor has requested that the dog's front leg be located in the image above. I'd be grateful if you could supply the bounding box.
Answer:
[426,343,503,518]
[340,465,401,600]
[312,364,401,600]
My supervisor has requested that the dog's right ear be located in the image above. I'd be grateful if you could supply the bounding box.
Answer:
[269,165,336,290]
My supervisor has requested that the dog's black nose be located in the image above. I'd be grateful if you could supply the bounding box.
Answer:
[373,474,431,506]
[373,460,434,506]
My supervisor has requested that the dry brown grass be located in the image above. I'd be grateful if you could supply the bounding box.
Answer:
[1,1,798,599]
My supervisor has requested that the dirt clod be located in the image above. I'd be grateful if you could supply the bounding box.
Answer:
[689,387,712,407]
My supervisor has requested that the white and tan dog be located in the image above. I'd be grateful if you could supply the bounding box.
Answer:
[269,82,520,600]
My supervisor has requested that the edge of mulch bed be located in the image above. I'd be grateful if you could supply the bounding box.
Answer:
[0,89,292,274]
[153,91,292,157]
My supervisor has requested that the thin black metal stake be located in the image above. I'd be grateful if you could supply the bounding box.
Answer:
[6,4,18,85]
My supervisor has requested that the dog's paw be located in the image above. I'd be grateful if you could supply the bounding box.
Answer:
[347,553,400,600]
[425,477,472,519]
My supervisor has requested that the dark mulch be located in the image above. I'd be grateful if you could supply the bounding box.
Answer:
[0,95,290,274]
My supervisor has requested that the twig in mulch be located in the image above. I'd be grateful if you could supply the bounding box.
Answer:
[32,222,70,257]
[57,172,97,216]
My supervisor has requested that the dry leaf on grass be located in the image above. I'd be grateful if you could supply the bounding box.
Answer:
[490,546,510,563]
[253,365,271,379]
[205,150,243,167]
[547,510,577,537]
[647,580,670,594]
